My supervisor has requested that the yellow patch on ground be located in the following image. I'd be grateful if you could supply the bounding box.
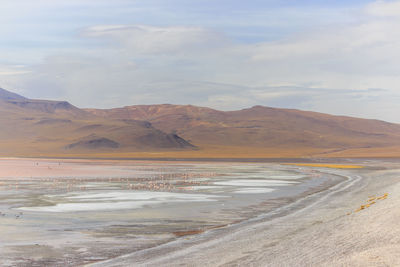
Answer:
[377,193,389,200]
[284,163,364,169]
[349,193,389,215]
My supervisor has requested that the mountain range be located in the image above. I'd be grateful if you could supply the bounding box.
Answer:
[1,87,400,158]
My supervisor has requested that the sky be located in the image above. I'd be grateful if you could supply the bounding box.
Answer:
[1,0,400,122]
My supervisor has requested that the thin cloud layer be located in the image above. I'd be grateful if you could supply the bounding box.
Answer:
[83,25,228,54]
[1,0,400,122]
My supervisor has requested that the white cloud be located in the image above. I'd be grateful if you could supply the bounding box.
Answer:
[3,1,400,122]
[365,0,400,17]
[0,65,31,76]
[82,25,228,55]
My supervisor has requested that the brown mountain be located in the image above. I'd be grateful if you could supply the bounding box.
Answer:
[0,88,195,157]
[86,104,400,158]
[1,87,400,158]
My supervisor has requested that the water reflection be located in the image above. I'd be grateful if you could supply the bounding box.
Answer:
[0,160,331,266]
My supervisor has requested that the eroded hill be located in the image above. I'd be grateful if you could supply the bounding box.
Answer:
[2,87,400,158]
[0,88,195,157]
[86,104,400,157]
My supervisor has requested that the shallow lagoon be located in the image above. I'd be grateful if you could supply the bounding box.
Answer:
[0,159,340,266]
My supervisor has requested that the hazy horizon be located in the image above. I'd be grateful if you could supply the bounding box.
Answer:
[1,1,400,122]
[1,3,400,265]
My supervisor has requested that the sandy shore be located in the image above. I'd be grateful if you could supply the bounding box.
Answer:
[89,161,400,267]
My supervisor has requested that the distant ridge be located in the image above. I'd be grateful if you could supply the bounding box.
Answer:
[5,99,86,115]
[86,104,400,157]
[0,88,27,100]
[1,88,400,158]
[0,89,196,156]
[0,88,87,116]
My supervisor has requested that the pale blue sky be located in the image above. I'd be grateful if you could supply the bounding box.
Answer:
[1,0,400,122]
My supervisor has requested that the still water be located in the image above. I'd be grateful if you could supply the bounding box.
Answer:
[0,159,339,266]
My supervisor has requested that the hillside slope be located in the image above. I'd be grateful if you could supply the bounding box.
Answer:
[87,104,400,157]
[2,87,400,158]
[0,88,195,156]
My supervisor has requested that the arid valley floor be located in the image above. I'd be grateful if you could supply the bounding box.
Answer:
[4,1,400,266]
[0,158,399,266]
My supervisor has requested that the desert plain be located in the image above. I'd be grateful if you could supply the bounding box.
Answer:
[0,157,398,266]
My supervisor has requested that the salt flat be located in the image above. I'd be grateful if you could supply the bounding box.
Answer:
[0,158,335,266]
[90,160,400,267]
[2,158,396,266]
